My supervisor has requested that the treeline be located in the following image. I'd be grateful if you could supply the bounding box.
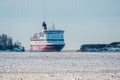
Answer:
[0,34,25,51]
[78,42,120,52]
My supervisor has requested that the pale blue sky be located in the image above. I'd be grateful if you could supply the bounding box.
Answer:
[0,0,120,50]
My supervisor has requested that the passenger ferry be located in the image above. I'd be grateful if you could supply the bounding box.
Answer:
[30,22,65,52]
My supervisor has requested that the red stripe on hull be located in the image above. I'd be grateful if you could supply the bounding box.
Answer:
[30,45,65,52]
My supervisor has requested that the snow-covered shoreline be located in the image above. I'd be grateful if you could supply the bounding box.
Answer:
[0,47,25,52]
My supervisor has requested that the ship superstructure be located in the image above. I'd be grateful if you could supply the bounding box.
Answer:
[30,22,65,52]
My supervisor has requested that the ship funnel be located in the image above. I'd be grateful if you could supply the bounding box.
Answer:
[42,21,47,31]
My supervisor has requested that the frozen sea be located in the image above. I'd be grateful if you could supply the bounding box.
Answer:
[0,51,120,80]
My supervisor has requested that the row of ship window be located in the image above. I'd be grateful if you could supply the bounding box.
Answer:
[46,35,63,38]
[32,39,64,41]
[47,39,64,41]
[39,35,63,38]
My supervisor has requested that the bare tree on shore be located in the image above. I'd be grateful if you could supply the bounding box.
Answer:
[0,33,24,51]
